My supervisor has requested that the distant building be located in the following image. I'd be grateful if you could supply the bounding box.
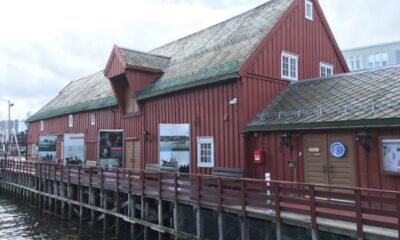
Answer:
[342,41,400,71]
[0,120,26,138]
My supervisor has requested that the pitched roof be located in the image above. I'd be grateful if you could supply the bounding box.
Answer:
[26,71,116,123]
[118,47,170,71]
[133,0,294,100]
[246,65,400,131]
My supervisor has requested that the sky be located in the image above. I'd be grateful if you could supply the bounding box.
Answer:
[0,0,399,121]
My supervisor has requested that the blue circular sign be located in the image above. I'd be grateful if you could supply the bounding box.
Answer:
[330,142,346,158]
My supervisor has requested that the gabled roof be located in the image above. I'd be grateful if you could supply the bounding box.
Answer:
[134,0,294,100]
[246,65,400,131]
[26,71,116,123]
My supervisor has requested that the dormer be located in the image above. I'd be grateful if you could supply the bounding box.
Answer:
[104,45,170,114]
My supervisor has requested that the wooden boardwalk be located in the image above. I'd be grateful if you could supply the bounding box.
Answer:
[0,160,399,240]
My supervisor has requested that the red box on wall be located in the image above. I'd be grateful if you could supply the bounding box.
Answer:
[254,150,265,164]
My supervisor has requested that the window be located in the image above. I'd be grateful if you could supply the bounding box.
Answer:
[90,114,96,126]
[320,62,333,77]
[124,86,139,114]
[281,52,299,81]
[368,53,388,68]
[197,137,214,168]
[305,0,313,21]
[40,120,44,131]
[396,50,400,64]
[347,56,362,71]
[68,114,73,127]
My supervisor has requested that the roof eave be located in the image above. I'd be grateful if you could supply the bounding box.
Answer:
[245,118,400,132]
[136,73,240,101]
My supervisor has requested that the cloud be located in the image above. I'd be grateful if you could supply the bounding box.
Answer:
[0,0,399,120]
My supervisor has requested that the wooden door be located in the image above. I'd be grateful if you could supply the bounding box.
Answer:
[125,140,141,169]
[303,134,329,185]
[327,134,355,187]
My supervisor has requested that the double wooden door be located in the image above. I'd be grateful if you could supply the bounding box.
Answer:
[303,134,355,187]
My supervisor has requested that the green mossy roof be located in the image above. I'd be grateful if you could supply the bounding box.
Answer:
[246,66,400,131]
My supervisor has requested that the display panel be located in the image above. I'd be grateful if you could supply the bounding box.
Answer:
[98,130,123,168]
[38,136,57,163]
[381,139,400,174]
[63,133,85,165]
[159,124,190,173]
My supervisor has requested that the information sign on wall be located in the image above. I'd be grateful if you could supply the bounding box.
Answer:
[63,133,85,165]
[381,139,400,174]
[159,124,190,173]
[98,130,124,168]
[38,135,57,163]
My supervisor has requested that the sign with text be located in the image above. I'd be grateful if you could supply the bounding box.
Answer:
[38,135,57,163]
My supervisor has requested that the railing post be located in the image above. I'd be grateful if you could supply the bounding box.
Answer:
[217,177,222,212]
[274,182,282,240]
[355,189,363,240]
[158,172,161,199]
[309,185,318,240]
[397,193,400,239]
[241,180,248,240]
[196,175,200,205]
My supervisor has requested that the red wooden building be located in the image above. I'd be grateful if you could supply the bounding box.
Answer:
[246,65,400,191]
[27,0,349,178]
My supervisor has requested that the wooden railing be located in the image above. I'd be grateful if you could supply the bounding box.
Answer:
[1,159,399,238]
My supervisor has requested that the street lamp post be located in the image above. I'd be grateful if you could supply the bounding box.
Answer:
[0,98,14,156]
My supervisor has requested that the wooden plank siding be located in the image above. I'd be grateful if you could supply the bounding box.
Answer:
[246,129,400,192]
[28,0,350,179]
[27,107,143,163]
[141,81,242,175]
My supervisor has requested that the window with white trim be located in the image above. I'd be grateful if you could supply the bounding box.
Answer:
[68,114,73,128]
[320,62,333,77]
[197,137,214,168]
[305,0,313,21]
[368,53,388,69]
[40,120,44,131]
[90,114,96,126]
[281,52,299,81]
[347,56,362,71]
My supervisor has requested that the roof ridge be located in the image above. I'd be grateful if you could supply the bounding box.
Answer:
[292,64,400,85]
[117,45,171,59]
[150,0,276,53]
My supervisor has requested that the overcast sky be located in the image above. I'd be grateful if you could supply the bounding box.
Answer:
[0,0,399,121]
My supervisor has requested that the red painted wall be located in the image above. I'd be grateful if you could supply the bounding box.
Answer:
[246,129,400,191]
[27,107,143,165]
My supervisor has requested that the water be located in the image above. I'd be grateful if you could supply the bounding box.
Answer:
[0,194,123,240]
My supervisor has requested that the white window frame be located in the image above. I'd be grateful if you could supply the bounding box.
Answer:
[305,0,313,21]
[281,51,299,81]
[197,137,214,168]
[368,53,389,69]
[347,56,362,71]
[319,62,334,77]
[90,114,96,126]
[68,114,73,128]
[40,120,44,131]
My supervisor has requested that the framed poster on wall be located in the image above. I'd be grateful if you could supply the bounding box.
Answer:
[63,133,85,165]
[159,124,190,173]
[381,138,400,175]
[38,135,57,163]
[98,130,124,168]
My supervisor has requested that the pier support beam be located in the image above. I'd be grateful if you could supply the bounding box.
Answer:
[218,212,224,240]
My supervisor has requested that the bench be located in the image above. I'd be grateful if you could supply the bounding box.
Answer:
[211,167,244,178]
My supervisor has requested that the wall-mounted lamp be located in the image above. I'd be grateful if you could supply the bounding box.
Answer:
[229,98,238,105]
[356,129,371,152]
[281,132,292,147]
[143,130,151,141]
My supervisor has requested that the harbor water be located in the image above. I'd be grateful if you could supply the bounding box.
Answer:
[0,194,126,240]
